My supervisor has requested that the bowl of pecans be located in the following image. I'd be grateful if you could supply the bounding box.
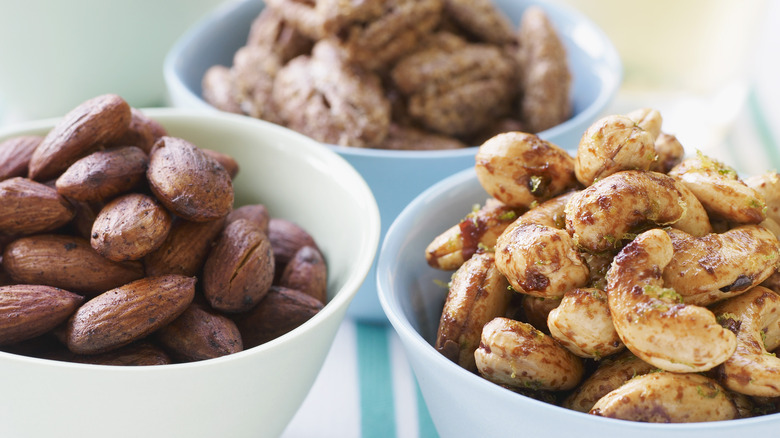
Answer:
[164,0,622,321]
[0,95,380,438]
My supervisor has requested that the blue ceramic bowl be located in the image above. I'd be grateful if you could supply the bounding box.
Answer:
[376,167,780,437]
[164,0,622,321]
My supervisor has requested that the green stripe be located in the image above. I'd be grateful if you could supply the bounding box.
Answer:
[357,322,396,438]
[416,380,439,438]
[748,88,780,169]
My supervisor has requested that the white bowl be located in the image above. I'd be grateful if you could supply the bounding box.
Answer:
[0,109,380,438]
[164,0,622,321]
[0,0,224,122]
[376,167,780,437]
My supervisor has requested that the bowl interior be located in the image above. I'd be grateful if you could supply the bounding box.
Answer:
[0,109,380,438]
[376,168,780,437]
[164,0,622,152]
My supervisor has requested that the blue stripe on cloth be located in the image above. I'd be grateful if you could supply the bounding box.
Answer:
[415,380,439,438]
[748,87,780,169]
[357,322,396,438]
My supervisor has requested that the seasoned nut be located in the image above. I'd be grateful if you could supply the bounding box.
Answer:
[442,0,516,45]
[264,0,385,39]
[0,135,42,181]
[516,6,571,133]
[156,303,243,362]
[267,218,318,280]
[29,94,132,181]
[233,285,323,349]
[202,148,239,180]
[279,245,327,304]
[0,177,75,235]
[3,234,144,296]
[0,284,84,345]
[65,275,196,355]
[203,219,275,313]
[106,108,168,154]
[231,45,283,120]
[147,136,234,222]
[91,193,172,262]
[391,32,517,137]
[226,204,270,234]
[246,6,313,63]
[70,341,172,366]
[55,146,148,202]
[202,65,243,115]
[143,217,226,277]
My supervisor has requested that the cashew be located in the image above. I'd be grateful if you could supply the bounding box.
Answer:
[649,132,685,174]
[625,108,662,140]
[547,287,623,359]
[494,222,588,298]
[669,153,766,224]
[435,252,513,372]
[474,317,584,391]
[520,294,560,332]
[565,170,712,253]
[663,226,780,306]
[606,228,737,372]
[745,171,780,231]
[475,132,578,208]
[425,198,523,270]
[563,351,656,412]
[712,286,780,397]
[590,372,738,422]
[574,115,656,186]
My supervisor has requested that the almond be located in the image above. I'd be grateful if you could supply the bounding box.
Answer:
[0,177,75,235]
[233,286,323,349]
[55,146,148,202]
[147,136,234,222]
[90,193,172,261]
[202,148,240,179]
[28,94,132,181]
[0,284,84,345]
[65,274,196,355]
[143,216,226,277]
[70,341,172,366]
[203,218,275,313]
[0,135,42,181]
[279,245,327,303]
[226,204,270,234]
[268,218,318,281]
[3,234,144,296]
[106,108,167,154]
[156,303,243,362]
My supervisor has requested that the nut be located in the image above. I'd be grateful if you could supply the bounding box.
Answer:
[143,217,226,277]
[203,218,275,313]
[55,146,148,202]
[147,136,234,222]
[268,217,318,280]
[156,303,243,362]
[28,94,132,181]
[0,284,84,345]
[0,177,75,235]
[2,234,145,296]
[0,135,42,181]
[90,193,172,261]
[279,245,327,304]
[226,204,270,234]
[65,274,196,355]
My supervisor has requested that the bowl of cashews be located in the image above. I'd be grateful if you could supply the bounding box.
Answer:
[377,108,780,437]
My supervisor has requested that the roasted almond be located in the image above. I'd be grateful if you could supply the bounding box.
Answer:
[28,94,132,181]
[106,108,167,154]
[143,216,226,277]
[202,148,240,180]
[0,136,42,181]
[233,286,323,349]
[203,218,275,313]
[70,341,172,366]
[146,136,234,222]
[226,204,270,234]
[55,146,148,202]
[279,245,327,304]
[0,284,84,345]
[268,218,318,281]
[90,193,172,261]
[65,274,196,355]
[0,177,75,235]
[156,303,243,362]
[3,234,144,296]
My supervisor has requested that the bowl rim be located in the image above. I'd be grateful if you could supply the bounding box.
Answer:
[0,107,381,370]
[376,166,780,432]
[163,0,623,156]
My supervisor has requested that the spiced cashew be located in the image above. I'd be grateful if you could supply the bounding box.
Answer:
[435,252,513,373]
[712,286,780,397]
[606,228,737,372]
[590,372,739,422]
[474,317,584,391]
[547,287,623,359]
[475,132,578,208]
[565,170,711,253]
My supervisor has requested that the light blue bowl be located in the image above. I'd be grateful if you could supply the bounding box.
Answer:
[164,0,622,321]
[376,167,780,437]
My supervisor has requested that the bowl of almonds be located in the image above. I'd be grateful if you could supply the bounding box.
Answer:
[164,0,622,321]
[0,94,380,438]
